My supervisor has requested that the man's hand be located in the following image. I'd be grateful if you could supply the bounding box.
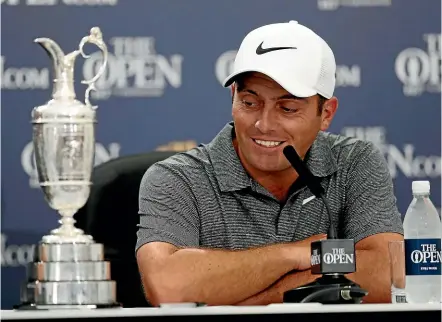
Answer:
[236,269,317,306]
[347,232,403,303]
[137,233,325,306]
[292,233,327,270]
[237,233,404,305]
[235,233,326,305]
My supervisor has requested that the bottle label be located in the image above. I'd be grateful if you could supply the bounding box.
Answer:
[405,238,441,276]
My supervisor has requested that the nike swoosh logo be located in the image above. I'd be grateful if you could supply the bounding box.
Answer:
[302,195,316,205]
[256,42,297,55]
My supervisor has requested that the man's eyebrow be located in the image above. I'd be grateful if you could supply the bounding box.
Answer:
[238,88,259,96]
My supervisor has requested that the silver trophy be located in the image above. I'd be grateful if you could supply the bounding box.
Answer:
[16,27,119,309]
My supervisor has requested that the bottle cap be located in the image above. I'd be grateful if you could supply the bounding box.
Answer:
[412,180,430,194]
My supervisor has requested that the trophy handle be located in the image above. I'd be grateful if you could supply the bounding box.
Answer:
[78,27,108,108]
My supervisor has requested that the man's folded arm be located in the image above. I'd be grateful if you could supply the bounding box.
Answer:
[135,163,314,306]
[235,236,402,306]
[237,142,405,305]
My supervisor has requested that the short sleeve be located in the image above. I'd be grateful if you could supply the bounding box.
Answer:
[135,163,200,253]
[342,142,404,243]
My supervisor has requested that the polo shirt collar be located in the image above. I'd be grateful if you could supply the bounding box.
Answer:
[305,131,339,178]
[207,122,338,192]
[208,122,252,192]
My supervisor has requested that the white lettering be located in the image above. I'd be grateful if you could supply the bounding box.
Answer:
[411,250,441,264]
[317,0,340,10]
[395,34,441,96]
[62,0,117,5]
[411,244,442,264]
[26,0,57,5]
[110,37,155,56]
[323,253,334,264]
[335,65,361,87]
[387,145,413,177]
[387,145,441,178]
[323,251,354,264]
[4,0,118,5]
[311,254,321,266]
[311,249,321,266]
[340,127,441,179]
[1,234,35,267]
[424,34,441,86]
[424,33,441,53]
[1,0,20,5]
[395,48,430,96]
[214,50,237,86]
[156,55,183,88]
[343,0,391,4]
[83,37,182,99]
[318,0,391,11]
[1,56,50,90]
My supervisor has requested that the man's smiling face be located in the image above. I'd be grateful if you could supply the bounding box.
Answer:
[231,72,337,174]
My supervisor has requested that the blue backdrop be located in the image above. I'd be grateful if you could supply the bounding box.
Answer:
[1,0,440,309]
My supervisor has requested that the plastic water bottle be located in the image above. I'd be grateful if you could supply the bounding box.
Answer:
[403,180,441,304]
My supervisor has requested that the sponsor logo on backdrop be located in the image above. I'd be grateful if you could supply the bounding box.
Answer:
[1,234,35,267]
[215,50,237,86]
[335,65,361,87]
[0,0,20,5]
[215,50,361,88]
[82,37,183,100]
[21,141,121,188]
[1,0,117,6]
[395,33,441,97]
[317,0,392,11]
[341,126,441,179]
[1,56,50,90]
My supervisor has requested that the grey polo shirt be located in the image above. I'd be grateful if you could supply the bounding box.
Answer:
[136,122,403,252]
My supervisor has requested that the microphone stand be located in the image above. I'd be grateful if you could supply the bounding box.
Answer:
[284,274,367,304]
[282,145,368,304]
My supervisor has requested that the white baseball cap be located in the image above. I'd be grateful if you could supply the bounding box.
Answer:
[223,20,336,99]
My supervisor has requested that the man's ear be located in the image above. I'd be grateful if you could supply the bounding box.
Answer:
[230,84,236,103]
[320,96,338,131]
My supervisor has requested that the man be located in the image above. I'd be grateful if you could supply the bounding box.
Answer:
[135,20,404,306]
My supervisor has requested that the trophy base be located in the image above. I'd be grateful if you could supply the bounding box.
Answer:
[16,242,120,310]
[20,280,119,307]
[27,261,111,281]
[37,242,104,262]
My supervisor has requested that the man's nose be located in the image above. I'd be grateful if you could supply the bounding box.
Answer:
[255,108,277,134]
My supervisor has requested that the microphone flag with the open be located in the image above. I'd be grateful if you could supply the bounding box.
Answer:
[282,145,368,304]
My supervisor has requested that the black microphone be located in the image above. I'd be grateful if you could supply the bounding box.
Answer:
[282,145,337,239]
[282,145,368,304]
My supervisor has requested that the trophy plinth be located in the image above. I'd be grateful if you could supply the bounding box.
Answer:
[18,243,119,310]
[15,27,120,310]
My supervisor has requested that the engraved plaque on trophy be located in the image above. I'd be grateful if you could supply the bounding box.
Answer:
[15,27,120,309]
